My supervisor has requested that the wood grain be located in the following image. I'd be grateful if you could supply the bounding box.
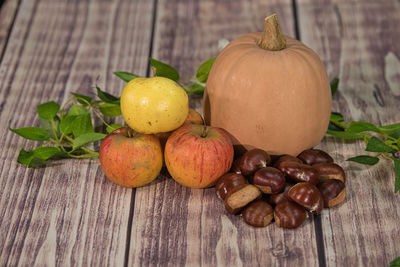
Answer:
[0,0,20,59]
[129,1,320,266]
[298,0,400,265]
[0,0,154,265]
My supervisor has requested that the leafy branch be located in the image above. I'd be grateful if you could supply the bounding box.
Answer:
[9,57,215,167]
[327,79,400,193]
[9,87,124,167]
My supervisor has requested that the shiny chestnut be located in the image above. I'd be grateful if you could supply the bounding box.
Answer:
[231,158,242,174]
[242,200,274,227]
[239,149,271,176]
[317,179,346,208]
[251,167,286,194]
[268,182,293,205]
[273,154,303,169]
[269,192,289,206]
[224,184,262,214]
[278,161,320,185]
[312,163,346,183]
[298,149,334,165]
[215,173,247,200]
[274,201,308,229]
[288,182,324,214]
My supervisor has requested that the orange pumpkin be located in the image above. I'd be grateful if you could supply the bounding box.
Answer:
[203,14,331,156]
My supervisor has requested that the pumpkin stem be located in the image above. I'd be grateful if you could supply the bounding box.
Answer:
[257,14,287,51]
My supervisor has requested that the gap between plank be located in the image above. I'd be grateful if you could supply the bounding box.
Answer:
[123,0,159,266]
[291,0,301,40]
[314,215,327,267]
[0,0,22,66]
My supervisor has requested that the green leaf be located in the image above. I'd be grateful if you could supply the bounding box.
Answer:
[330,112,344,123]
[9,127,50,141]
[187,83,205,95]
[72,93,92,105]
[328,122,345,131]
[72,113,93,137]
[37,101,60,120]
[99,103,121,117]
[346,122,381,133]
[394,159,400,193]
[379,123,400,136]
[96,86,120,103]
[330,77,339,97]
[113,71,139,83]
[347,155,379,165]
[365,136,394,153]
[67,104,87,116]
[72,132,106,150]
[32,146,61,160]
[149,58,180,81]
[392,131,400,140]
[390,256,400,267]
[106,124,124,133]
[17,149,47,167]
[196,57,216,83]
[329,112,346,131]
[40,116,60,139]
[59,115,77,134]
[326,130,364,139]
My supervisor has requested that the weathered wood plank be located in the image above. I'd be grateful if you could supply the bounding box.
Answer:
[298,0,400,265]
[129,1,321,266]
[0,0,20,59]
[0,0,154,265]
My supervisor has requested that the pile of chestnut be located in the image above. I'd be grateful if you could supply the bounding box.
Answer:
[215,148,346,229]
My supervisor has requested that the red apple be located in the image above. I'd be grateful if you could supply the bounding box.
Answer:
[99,127,163,188]
[164,124,234,188]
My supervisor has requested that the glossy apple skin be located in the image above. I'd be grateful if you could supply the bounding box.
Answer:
[99,127,163,188]
[165,124,234,188]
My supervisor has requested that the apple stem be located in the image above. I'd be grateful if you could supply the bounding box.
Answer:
[127,127,135,138]
[200,115,207,138]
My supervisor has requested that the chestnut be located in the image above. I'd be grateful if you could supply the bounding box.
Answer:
[251,167,286,194]
[268,182,293,205]
[269,192,289,206]
[273,154,302,169]
[317,179,346,208]
[312,163,346,183]
[288,182,323,214]
[278,161,320,185]
[274,201,308,229]
[298,149,334,165]
[224,184,262,214]
[231,158,242,174]
[215,173,247,200]
[239,149,271,176]
[242,200,273,227]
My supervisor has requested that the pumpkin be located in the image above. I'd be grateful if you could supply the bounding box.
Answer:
[203,14,331,156]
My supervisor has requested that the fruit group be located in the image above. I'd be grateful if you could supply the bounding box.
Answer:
[99,127,163,188]
[164,124,234,188]
[121,77,189,134]
[214,147,347,229]
[203,14,331,155]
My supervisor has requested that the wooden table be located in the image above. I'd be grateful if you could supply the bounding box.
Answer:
[1,0,399,266]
